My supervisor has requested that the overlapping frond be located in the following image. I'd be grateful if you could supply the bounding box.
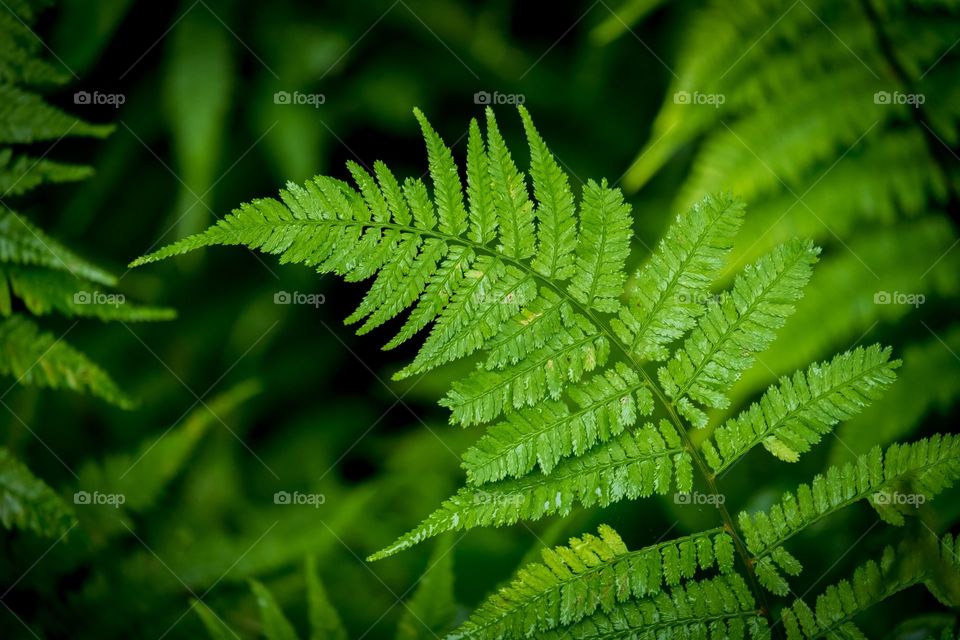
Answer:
[0,446,75,537]
[739,435,960,595]
[659,239,819,427]
[449,524,735,639]
[460,362,653,483]
[613,192,744,361]
[370,421,691,560]
[541,573,768,640]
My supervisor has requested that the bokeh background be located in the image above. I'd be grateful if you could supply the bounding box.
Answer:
[2,0,959,637]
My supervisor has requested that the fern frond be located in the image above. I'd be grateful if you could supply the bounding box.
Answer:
[0,148,92,196]
[541,573,768,640]
[0,314,133,407]
[0,84,113,143]
[396,535,457,640]
[613,193,745,361]
[0,265,175,321]
[460,362,653,483]
[659,239,819,427]
[739,435,960,595]
[449,524,735,639]
[0,447,75,537]
[781,535,960,639]
[702,345,900,473]
[0,208,116,285]
[370,421,691,560]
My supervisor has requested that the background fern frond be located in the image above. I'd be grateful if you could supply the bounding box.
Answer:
[0,314,133,407]
[739,434,960,595]
[781,535,960,639]
[0,446,75,537]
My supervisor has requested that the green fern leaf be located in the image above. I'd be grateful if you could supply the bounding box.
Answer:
[540,573,768,640]
[465,118,497,245]
[0,447,75,537]
[460,362,653,483]
[613,193,745,361]
[566,178,632,313]
[370,421,690,560]
[441,311,607,427]
[702,345,900,473]
[659,239,819,427]
[484,108,535,260]
[0,314,133,407]
[414,107,468,237]
[449,524,735,639]
[519,105,576,281]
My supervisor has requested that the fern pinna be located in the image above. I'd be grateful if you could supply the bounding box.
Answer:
[133,107,960,638]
